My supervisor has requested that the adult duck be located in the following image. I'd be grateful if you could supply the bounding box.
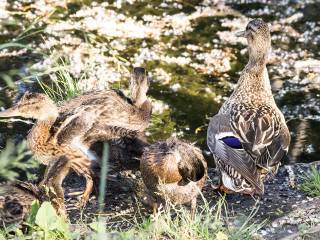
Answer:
[207,19,290,195]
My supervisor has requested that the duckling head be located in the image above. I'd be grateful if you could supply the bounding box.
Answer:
[238,19,271,63]
[130,67,150,107]
[0,92,58,121]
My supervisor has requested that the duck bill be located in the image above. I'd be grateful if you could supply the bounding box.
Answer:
[235,30,246,37]
[0,107,20,118]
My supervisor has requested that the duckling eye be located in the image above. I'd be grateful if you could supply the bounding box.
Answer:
[220,136,243,149]
[24,93,36,100]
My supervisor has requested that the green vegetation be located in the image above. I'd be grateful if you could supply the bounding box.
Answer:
[121,199,264,240]
[0,140,39,181]
[98,143,109,211]
[0,198,263,240]
[301,166,320,197]
[37,58,81,102]
[0,201,71,240]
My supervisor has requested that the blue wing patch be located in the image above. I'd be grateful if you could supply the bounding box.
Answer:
[220,136,242,149]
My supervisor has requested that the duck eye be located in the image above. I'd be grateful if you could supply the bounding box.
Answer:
[246,25,256,32]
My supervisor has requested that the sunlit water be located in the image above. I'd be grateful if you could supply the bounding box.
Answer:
[0,0,319,167]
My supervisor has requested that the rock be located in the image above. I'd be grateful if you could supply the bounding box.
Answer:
[294,59,320,74]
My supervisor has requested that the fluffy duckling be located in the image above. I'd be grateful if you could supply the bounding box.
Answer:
[207,19,290,195]
[140,138,207,215]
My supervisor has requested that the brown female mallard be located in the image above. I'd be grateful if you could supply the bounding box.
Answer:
[207,19,290,195]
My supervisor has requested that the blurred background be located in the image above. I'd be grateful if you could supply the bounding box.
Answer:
[0,0,319,179]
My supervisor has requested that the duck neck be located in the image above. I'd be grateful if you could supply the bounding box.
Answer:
[246,45,269,71]
[133,90,152,120]
[132,89,147,108]
[140,99,152,120]
[239,48,272,94]
[28,110,58,152]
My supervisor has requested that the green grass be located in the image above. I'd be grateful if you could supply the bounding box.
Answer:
[0,44,81,103]
[37,58,81,102]
[0,197,264,240]
[98,143,109,212]
[120,199,264,240]
[300,166,320,197]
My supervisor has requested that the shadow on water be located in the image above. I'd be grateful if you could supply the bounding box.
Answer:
[287,119,320,164]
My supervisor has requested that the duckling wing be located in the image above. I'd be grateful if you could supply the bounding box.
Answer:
[230,104,290,169]
[207,114,263,193]
[58,90,132,113]
[55,91,147,144]
[54,91,112,144]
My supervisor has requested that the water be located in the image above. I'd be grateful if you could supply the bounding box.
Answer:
[0,0,319,166]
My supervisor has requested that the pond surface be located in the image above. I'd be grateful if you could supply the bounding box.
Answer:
[0,0,319,167]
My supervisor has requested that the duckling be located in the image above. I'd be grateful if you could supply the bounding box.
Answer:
[0,156,71,224]
[0,181,40,226]
[0,93,96,207]
[0,67,151,207]
[140,138,207,215]
[207,19,290,195]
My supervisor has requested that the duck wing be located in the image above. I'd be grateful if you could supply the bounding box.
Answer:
[54,90,148,144]
[207,114,263,193]
[230,103,290,169]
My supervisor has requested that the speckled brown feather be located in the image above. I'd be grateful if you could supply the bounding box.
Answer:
[207,19,290,194]
[0,181,42,225]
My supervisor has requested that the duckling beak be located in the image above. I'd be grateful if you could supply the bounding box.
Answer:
[235,30,246,37]
[0,107,20,118]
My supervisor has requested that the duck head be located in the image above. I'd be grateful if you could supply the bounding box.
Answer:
[237,19,271,63]
[130,67,150,108]
[0,92,58,121]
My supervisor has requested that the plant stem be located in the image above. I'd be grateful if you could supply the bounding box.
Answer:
[98,143,109,212]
